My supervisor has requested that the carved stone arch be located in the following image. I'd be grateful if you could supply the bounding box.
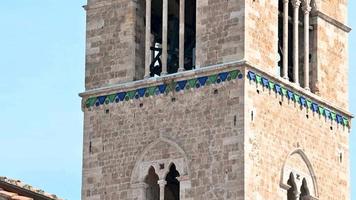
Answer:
[280,148,319,198]
[130,137,190,184]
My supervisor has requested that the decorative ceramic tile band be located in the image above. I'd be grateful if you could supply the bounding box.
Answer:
[85,69,243,109]
[247,71,350,127]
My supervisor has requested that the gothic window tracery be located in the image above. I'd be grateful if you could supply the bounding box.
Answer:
[142,163,181,200]
[280,149,318,200]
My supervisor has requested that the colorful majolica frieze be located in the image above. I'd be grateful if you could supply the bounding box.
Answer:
[247,71,349,127]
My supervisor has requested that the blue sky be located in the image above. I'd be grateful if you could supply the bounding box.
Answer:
[0,1,355,200]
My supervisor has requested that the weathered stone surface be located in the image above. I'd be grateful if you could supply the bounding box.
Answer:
[81,0,351,199]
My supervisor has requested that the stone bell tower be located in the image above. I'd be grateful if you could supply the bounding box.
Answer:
[80,0,352,199]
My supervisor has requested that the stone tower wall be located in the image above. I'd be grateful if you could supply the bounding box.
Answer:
[85,0,144,90]
[82,69,245,200]
[244,69,350,199]
[195,0,245,67]
[244,0,350,109]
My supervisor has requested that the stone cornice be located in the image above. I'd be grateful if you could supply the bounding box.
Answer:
[244,62,353,119]
[79,60,246,98]
[311,11,352,33]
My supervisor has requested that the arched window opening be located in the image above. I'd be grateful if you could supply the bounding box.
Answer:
[287,173,298,200]
[299,178,310,200]
[145,0,196,78]
[164,164,180,200]
[277,0,313,91]
[145,167,160,200]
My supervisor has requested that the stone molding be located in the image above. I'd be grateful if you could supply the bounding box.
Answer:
[311,11,352,33]
[80,60,353,125]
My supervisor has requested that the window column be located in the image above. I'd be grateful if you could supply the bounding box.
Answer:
[291,0,301,85]
[158,180,167,200]
[302,1,311,90]
[178,0,185,72]
[282,0,289,80]
[145,0,152,78]
[162,0,168,75]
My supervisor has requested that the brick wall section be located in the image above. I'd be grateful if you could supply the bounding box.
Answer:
[244,75,350,199]
[82,77,245,200]
[85,0,143,90]
[314,18,349,109]
[245,0,278,74]
[316,0,348,23]
[195,0,245,67]
[244,0,349,109]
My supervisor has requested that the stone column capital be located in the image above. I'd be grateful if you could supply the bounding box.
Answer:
[291,0,301,8]
[157,180,167,187]
[282,0,289,4]
[302,0,312,14]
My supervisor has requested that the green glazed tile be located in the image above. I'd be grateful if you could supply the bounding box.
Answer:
[146,86,156,96]
[294,94,300,103]
[207,75,218,85]
[256,75,262,84]
[318,107,325,115]
[268,82,275,90]
[331,112,337,121]
[343,118,349,126]
[86,97,96,108]
[306,100,312,109]
[187,79,197,89]
[229,70,239,80]
[281,88,287,96]
[106,94,116,104]
[126,91,136,100]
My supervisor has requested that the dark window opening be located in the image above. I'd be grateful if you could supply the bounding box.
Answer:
[287,173,298,200]
[299,178,310,200]
[145,167,160,200]
[149,0,196,76]
[164,164,180,200]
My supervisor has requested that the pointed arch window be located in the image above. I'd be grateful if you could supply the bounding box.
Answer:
[141,163,182,200]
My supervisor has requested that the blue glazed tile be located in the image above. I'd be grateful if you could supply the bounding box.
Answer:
[336,114,343,124]
[177,80,187,91]
[158,84,167,94]
[197,77,208,86]
[262,77,269,88]
[287,90,294,100]
[238,73,243,79]
[247,71,256,81]
[274,84,282,94]
[98,96,106,105]
[219,72,229,82]
[117,92,127,101]
[299,97,306,107]
[324,109,331,119]
[311,103,319,113]
[137,88,146,98]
